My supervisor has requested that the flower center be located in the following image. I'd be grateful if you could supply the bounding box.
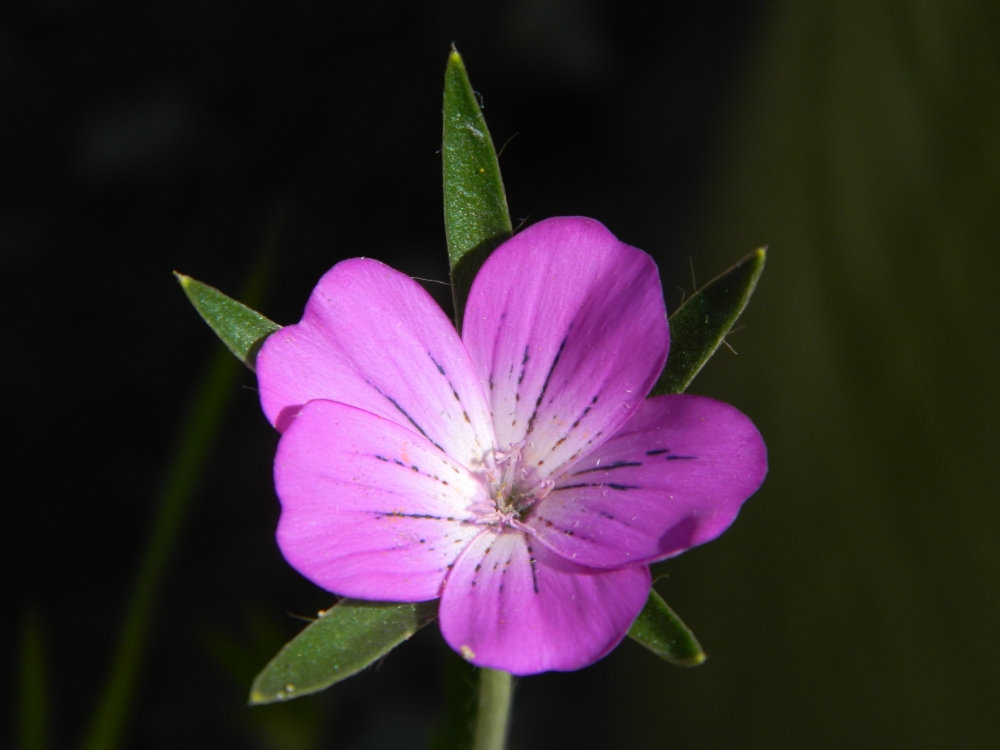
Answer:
[471,441,554,533]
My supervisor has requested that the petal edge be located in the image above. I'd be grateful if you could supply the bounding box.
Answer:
[530,394,767,568]
[439,529,651,674]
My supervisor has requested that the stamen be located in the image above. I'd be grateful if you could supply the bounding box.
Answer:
[510,518,536,536]
[471,440,550,533]
[494,439,526,464]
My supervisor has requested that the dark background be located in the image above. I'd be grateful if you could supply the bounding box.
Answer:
[5,1,1000,748]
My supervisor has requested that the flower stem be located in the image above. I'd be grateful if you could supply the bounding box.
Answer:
[472,668,513,750]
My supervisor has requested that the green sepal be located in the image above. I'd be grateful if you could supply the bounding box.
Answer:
[443,46,513,332]
[627,589,706,667]
[249,599,439,705]
[630,249,765,665]
[652,248,767,396]
[175,273,281,370]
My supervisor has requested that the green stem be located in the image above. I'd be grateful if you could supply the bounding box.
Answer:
[472,668,513,750]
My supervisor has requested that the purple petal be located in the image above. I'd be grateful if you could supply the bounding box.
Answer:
[274,399,490,601]
[257,258,496,472]
[438,529,651,675]
[462,217,668,482]
[529,394,767,568]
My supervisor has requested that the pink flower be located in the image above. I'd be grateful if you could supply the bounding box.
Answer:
[256,217,767,675]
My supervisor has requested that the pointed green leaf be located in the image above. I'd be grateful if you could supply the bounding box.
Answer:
[628,589,706,667]
[652,248,766,396]
[443,46,513,332]
[249,599,439,705]
[175,274,281,370]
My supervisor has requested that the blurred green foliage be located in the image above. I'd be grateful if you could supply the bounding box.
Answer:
[615,2,1000,747]
[79,213,282,750]
[428,650,478,750]
[201,608,328,750]
[17,611,49,750]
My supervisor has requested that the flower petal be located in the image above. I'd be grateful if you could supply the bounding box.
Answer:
[462,217,668,482]
[438,529,651,675]
[530,394,767,568]
[274,399,490,601]
[257,258,495,471]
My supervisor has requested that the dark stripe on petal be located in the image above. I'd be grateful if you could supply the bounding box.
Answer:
[572,461,642,475]
[527,544,539,593]
[666,455,697,461]
[551,400,596,454]
[646,448,670,456]
[383,459,455,488]
[367,380,448,453]
[428,352,446,376]
[570,405,592,430]
[553,482,640,491]
[536,514,598,541]
[374,512,460,521]
[526,336,567,435]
